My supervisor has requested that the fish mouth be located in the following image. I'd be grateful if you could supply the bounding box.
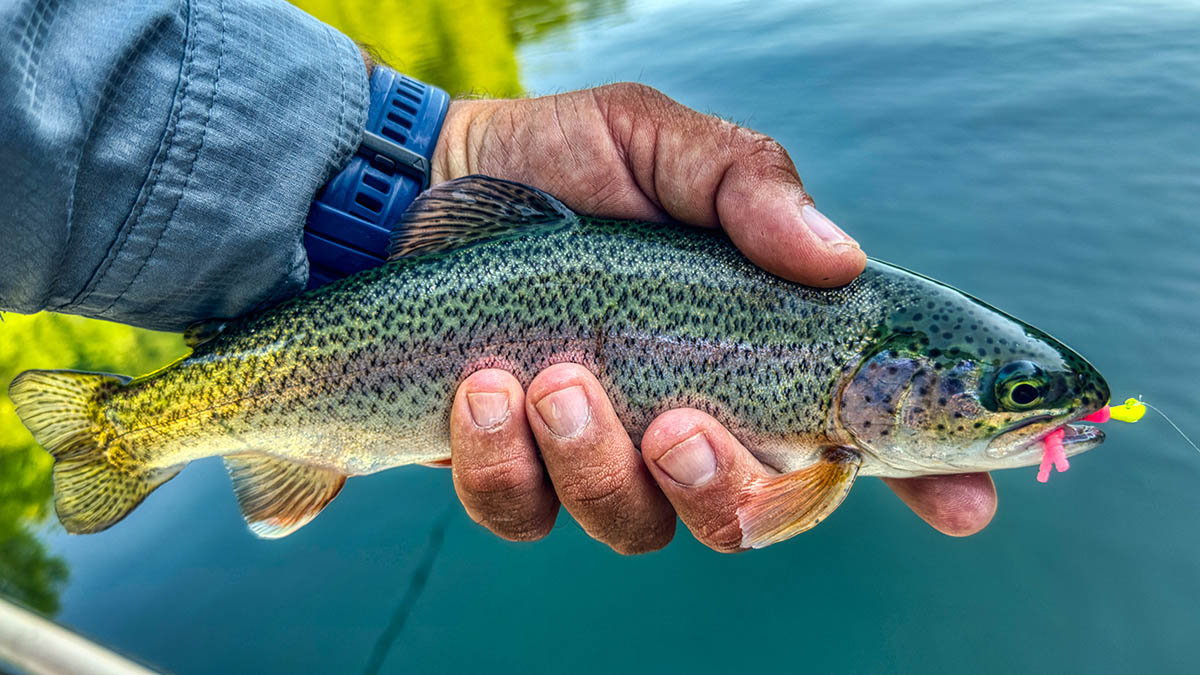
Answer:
[987,414,1106,460]
[1059,423,1105,450]
[1008,422,1106,464]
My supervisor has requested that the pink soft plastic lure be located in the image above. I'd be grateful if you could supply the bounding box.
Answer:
[1036,405,1112,482]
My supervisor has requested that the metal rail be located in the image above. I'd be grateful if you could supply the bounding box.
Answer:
[0,597,157,675]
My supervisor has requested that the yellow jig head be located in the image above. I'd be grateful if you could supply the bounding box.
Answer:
[1040,396,1148,482]
[1108,397,1147,423]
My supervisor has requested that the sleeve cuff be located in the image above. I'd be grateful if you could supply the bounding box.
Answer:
[62,0,368,331]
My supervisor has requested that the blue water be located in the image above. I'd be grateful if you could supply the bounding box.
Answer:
[29,1,1200,672]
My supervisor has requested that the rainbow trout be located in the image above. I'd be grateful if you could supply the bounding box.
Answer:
[9,176,1110,545]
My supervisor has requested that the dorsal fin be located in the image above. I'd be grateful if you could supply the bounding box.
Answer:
[386,175,576,260]
[223,454,346,538]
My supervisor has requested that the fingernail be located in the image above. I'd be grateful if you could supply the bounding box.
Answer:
[467,392,509,429]
[801,204,856,247]
[655,433,717,487]
[535,386,591,438]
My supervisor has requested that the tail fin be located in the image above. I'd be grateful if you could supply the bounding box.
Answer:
[8,370,181,534]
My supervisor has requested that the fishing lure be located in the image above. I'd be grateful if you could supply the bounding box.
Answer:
[1037,397,1147,482]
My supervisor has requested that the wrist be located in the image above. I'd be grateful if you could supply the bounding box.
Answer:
[304,66,449,288]
[357,44,379,75]
[430,99,501,185]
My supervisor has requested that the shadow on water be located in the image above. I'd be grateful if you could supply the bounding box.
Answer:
[361,504,456,675]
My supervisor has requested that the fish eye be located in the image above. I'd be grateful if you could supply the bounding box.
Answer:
[1010,382,1041,406]
[994,361,1047,410]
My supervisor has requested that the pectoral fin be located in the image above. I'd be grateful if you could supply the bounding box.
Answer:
[183,319,228,348]
[223,454,346,539]
[736,447,861,549]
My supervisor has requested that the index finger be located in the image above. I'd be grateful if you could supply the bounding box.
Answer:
[881,473,997,537]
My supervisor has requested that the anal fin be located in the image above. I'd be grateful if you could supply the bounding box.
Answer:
[223,454,346,539]
[736,446,861,549]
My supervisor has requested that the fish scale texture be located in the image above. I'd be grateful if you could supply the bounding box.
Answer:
[100,219,887,475]
[86,215,1106,479]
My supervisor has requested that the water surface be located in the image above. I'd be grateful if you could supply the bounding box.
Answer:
[5,1,1200,672]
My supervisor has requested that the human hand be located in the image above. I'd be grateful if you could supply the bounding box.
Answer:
[431,83,997,553]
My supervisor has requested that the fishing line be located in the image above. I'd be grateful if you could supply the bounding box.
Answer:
[1139,397,1200,455]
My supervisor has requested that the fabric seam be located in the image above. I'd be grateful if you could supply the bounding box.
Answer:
[63,0,199,313]
[99,0,225,312]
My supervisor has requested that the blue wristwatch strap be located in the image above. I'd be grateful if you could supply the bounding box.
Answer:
[304,66,449,288]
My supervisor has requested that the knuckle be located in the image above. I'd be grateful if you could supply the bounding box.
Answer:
[694,514,746,553]
[609,523,675,556]
[578,173,629,212]
[490,512,556,542]
[552,460,677,555]
[595,82,674,120]
[455,453,541,499]
[741,131,794,169]
[733,131,804,187]
[556,462,631,510]
[601,81,663,102]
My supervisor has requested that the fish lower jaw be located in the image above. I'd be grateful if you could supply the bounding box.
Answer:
[1032,423,1105,454]
[854,452,972,478]
[1003,423,1106,467]
[861,422,1106,477]
[1060,423,1106,450]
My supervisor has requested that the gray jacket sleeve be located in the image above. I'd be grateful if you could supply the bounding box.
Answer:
[0,0,368,331]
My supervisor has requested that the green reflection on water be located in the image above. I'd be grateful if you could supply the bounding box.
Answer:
[0,314,185,613]
[293,0,607,96]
